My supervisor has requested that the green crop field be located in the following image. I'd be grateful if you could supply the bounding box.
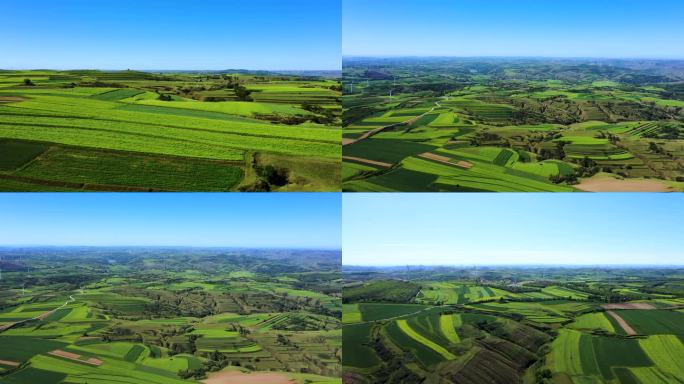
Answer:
[342,266,684,384]
[342,323,380,369]
[343,58,684,191]
[356,303,427,322]
[568,312,616,333]
[615,310,684,335]
[0,247,341,383]
[0,70,341,191]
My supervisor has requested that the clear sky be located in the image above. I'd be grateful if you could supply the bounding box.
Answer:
[0,193,341,249]
[1,0,341,70]
[343,0,684,58]
[343,194,683,266]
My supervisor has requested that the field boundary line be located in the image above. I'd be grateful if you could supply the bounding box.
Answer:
[342,156,392,168]
[606,310,637,335]
[349,305,442,326]
[0,295,75,333]
[0,137,246,165]
[0,174,169,192]
[344,101,440,146]
[0,119,339,146]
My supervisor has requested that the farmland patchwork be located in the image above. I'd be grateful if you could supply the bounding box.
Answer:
[0,70,341,191]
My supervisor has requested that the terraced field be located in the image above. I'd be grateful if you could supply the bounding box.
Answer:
[0,70,341,191]
[343,58,684,191]
[0,247,341,383]
[342,268,684,384]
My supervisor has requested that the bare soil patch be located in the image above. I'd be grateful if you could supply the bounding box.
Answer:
[602,303,655,310]
[48,349,103,366]
[86,357,104,365]
[36,309,56,320]
[606,311,637,335]
[202,371,295,384]
[0,323,14,332]
[418,152,473,169]
[419,152,451,162]
[0,96,24,103]
[455,160,474,169]
[576,177,674,192]
[343,156,392,168]
[0,359,20,367]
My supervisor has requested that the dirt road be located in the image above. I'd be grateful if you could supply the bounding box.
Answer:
[342,156,393,168]
[606,311,637,335]
[0,295,75,333]
[344,101,441,146]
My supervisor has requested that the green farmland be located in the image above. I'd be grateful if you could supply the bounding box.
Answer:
[342,266,684,384]
[0,247,341,383]
[0,70,341,191]
[343,58,684,192]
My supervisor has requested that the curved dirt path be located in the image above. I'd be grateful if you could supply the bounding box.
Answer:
[350,305,440,326]
[344,101,441,147]
[0,295,75,332]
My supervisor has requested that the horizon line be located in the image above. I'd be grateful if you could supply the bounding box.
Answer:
[342,55,684,61]
[0,244,341,251]
[0,67,342,72]
[343,264,684,268]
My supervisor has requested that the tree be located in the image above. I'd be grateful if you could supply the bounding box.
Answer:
[23,78,34,86]
[257,165,289,186]
[234,84,253,101]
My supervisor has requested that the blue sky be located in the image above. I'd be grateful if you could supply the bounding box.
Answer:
[1,0,341,70]
[343,194,684,266]
[0,193,341,249]
[343,0,684,58]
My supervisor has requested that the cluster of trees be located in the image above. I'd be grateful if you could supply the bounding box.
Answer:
[469,131,503,146]
[574,156,600,178]
[534,368,553,384]
[252,112,309,125]
[234,84,252,101]
[301,102,339,125]
[239,164,289,192]
[549,172,578,185]
[178,368,206,379]
[649,141,666,155]
[538,141,567,161]
[253,106,338,126]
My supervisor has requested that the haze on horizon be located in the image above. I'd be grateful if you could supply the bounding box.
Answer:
[0,194,341,249]
[343,194,684,266]
[343,0,684,59]
[1,0,341,71]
